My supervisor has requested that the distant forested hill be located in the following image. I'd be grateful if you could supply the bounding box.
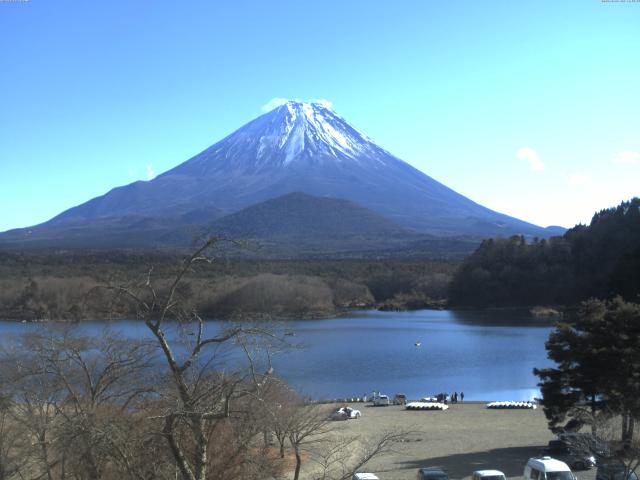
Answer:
[449,198,640,307]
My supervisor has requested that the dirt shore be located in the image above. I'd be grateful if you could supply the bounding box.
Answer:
[312,402,597,480]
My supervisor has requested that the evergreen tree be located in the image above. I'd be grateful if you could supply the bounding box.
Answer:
[535,298,640,442]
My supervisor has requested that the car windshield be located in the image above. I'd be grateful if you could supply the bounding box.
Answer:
[547,472,575,480]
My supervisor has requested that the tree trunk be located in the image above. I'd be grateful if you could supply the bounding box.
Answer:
[60,450,67,480]
[622,409,632,446]
[164,416,196,480]
[192,415,208,480]
[293,445,302,480]
[38,431,54,480]
[82,450,101,480]
[591,395,597,437]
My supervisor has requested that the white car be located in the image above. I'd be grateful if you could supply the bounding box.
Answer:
[472,470,507,480]
[331,407,361,420]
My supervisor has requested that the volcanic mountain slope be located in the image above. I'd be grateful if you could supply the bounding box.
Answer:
[211,192,407,239]
[159,192,480,257]
[2,101,561,251]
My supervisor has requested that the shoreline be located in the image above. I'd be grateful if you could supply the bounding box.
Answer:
[0,303,563,323]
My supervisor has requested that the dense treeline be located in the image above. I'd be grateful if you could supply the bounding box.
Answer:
[449,198,640,307]
[0,254,456,320]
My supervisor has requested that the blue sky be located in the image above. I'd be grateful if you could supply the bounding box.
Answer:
[1,0,638,232]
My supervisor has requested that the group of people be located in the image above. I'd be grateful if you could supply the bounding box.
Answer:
[436,391,464,404]
[451,391,464,403]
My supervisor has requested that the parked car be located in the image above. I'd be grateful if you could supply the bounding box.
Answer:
[524,456,576,480]
[544,440,596,470]
[331,407,361,420]
[394,393,407,405]
[472,470,506,480]
[417,467,449,480]
[352,474,380,480]
[596,463,638,480]
[558,433,611,460]
[372,394,390,406]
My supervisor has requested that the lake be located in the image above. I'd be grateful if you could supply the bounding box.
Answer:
[0,309,555,401]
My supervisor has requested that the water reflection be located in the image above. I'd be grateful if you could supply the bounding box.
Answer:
[449,309,557,327]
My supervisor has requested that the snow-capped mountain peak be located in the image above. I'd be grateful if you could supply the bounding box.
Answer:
[182,101,390,173]
[272,101,368,163]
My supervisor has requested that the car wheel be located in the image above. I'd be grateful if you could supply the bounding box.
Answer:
[574,462,585,470]
[355,413,360,419]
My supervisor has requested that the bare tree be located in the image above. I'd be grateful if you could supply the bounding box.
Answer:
[33,330,154,479]
[286,401,332,480]
[261,381,299,459]
[309,430,409,480]
[109,238,282,480]
[0,395,30,480]
[7,368,65,480]
[1,327,157,480]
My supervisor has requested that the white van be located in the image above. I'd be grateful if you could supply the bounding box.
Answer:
[372,393,390,406]
[524,457,576,480]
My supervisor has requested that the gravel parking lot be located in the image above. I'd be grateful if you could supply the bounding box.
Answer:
[313,402,598,480]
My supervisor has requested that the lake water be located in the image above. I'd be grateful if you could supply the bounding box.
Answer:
[0,309,554,401]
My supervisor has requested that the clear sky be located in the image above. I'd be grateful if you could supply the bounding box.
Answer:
[1,0,639,232]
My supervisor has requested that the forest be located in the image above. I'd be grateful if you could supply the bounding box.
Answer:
[449,198,640,307]
[0,252,455,321]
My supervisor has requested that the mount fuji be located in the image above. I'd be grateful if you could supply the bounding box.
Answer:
[1,101,562,253]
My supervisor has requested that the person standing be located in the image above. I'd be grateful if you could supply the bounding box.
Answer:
[460,391,465,403]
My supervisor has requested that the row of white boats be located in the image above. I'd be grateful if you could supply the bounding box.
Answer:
[406,400,537,411]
